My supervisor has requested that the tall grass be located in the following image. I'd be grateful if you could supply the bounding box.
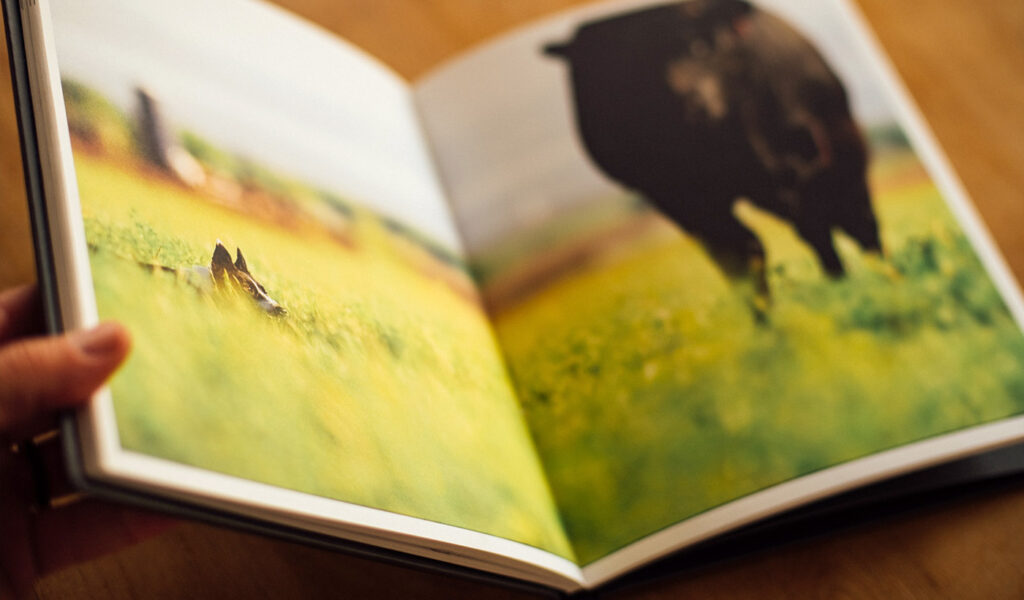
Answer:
[493,156,1024,564]
[76,153,574,559]
[77,140,1024,567]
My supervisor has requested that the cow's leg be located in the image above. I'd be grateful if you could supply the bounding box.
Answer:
[702,222,768,295]
[795,216,843,277]
[664,201,771,320]
[838,181,883,256]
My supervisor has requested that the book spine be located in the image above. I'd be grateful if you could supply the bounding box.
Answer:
[8,0,118,518]
[2,0,60,331]
[17,0,98,334]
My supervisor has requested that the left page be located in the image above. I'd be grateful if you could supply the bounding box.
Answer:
[29,0,578,582]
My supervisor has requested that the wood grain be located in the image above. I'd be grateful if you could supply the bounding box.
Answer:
[0,7,33,290]
[0,0,1021,598]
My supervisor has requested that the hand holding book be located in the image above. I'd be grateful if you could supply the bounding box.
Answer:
[0,283,166,597]
[0,285,129,437]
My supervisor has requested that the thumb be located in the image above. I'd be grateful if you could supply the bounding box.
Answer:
[0,322,131,433]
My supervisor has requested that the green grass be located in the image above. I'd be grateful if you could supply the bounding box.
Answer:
[76,141,1024,567]
[75,152,574,560]
[492,154,1024,564]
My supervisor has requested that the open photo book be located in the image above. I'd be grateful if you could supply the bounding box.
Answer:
[6,0,1024,593]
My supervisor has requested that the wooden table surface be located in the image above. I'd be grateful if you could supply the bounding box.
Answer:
[1,0,1023,598]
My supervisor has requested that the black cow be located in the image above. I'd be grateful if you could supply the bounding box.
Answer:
[545,0,882,313]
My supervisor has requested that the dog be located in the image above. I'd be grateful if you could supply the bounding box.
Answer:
[143,241,287,317]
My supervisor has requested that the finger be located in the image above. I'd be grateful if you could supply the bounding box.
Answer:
[0,284,43,343]
[0,322,131,433]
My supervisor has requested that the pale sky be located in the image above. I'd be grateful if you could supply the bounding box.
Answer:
[415,0,904,252]
[49,0,463,251]
[49,0,910,256]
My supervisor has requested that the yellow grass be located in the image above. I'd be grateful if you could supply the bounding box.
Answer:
[76,152,574,560]
[492,152,1024,563]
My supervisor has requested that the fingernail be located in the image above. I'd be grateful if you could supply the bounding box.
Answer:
[72,322,125,357]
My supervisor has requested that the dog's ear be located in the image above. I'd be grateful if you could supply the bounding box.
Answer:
[234,248,250,274]
[211,242,233,280]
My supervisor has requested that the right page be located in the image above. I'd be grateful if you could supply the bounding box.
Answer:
[414,0,1024,575]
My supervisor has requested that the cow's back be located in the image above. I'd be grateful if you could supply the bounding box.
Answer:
[552,2,768,198]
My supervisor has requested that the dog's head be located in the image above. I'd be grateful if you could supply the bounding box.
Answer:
[210,242,287,317]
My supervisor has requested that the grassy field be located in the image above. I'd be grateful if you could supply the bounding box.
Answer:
[491,151,1024,564]
[76,152,574,560]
